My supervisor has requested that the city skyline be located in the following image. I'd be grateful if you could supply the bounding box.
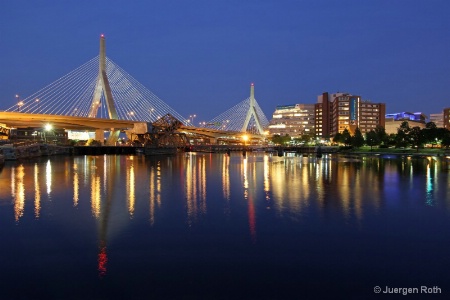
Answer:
[1,0,449,123]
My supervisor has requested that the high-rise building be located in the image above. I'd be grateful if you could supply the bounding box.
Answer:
[315,93,331,138]
[267,92,385,140]
[429,113,444,128]
[268,104,315,137]
[315,92,385,138]
[444,108,450,130]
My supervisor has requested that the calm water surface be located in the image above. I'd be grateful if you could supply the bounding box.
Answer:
[0,153,449,299]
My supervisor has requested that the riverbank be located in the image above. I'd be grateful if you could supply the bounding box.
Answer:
[340,146,450,157]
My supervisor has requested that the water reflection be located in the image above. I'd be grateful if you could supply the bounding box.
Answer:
[1,154,449,225]
[13,165,25,221]
[34,163,41,218]
[0,153,449,278]
[46,160,52,196]
[73,162,79,206]
[241,156,257,243]
[185,153,207,226]
[148,160,161,226]
[126,157,135,218]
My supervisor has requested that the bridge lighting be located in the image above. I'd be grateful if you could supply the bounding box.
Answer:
[16,94,21,112]
[242,135,249,145]
[35,98,41,114]
[45,124,53,131]
[149,108,154,120]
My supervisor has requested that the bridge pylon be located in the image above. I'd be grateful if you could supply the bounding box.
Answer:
[241,83,264,134]
[88,34,120,145]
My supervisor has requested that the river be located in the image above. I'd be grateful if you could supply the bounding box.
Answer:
[0,153,449,299]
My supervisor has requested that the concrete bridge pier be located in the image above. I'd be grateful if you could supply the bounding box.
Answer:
[106,130,120,145]
[95,129,120,145]
[95,129,104,143]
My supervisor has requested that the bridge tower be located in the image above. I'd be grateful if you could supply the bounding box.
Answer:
[241,83,264,134]
[88,34,120,145]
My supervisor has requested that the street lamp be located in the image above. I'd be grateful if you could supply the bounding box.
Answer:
[16,94,21,112]
[190,114,196,125]
[149,108,154,121]
[242,134,248,146]
[35,98,40,114]
[44,123,53,143]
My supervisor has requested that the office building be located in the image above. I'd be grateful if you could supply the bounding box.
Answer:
[429,113,444,128]
[315,92,385,138]
[268,104,315,137]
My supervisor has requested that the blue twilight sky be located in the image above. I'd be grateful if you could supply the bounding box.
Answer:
[1,0,449,123]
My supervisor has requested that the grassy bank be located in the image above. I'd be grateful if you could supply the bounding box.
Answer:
[341,146,450,156]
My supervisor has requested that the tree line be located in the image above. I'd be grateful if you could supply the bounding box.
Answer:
[333,121,450,151]
[270,121,450,151]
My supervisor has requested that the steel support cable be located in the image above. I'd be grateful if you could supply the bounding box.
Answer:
[36,57,97,115]
[59,59,99,116]
[106,58,185,123]
[53,62,98,115]
[5,56,98,114]
[42,57,98,115]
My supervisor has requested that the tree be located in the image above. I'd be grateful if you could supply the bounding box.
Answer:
[333,132,343,145]
[395,121,411,148]
[271,134,292,145]
[374,125,388,146]
[387,133,397,147]
[423,122,438,147]
[399,121,411,133]
[298,134,313,145]
[341,129,352,146]
[271,134,283,145]
[440,128,450,149]
[352,127,365,148]
[365,130,380,151]
[408,126,426,152]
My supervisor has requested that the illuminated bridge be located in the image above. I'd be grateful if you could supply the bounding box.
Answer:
[0,35,269,145]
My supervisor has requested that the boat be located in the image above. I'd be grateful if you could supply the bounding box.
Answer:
[144,146,178,156]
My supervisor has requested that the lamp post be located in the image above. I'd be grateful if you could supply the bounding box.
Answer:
[150,108,154,121]
[190,114,196,125]
[44,123,53,143]
[242,135,248,157]
[243,135,248,146]
[35,98,40,114]
[16,94,21,112]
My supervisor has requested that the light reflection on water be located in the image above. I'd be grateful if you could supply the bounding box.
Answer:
[0,153,449,298]
[1,153,449,224]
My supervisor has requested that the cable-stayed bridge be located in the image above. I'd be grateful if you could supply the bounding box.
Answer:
[0,35,269,144]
